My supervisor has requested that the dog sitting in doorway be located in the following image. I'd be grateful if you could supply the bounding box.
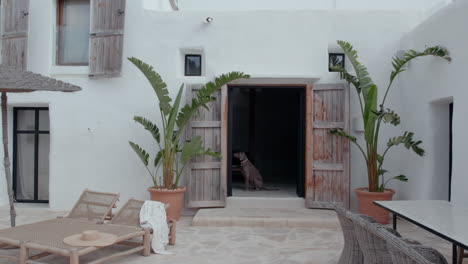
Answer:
[234,152,265,191]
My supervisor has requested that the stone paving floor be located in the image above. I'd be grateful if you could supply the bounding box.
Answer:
[0,205,456,264]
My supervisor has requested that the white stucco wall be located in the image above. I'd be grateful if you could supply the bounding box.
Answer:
[394,0,467,203]
[178,0,451,14]
[0,0,427,210]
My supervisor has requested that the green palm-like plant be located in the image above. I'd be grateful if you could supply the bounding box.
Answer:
[330,41,451,192]
[128,57,249,189]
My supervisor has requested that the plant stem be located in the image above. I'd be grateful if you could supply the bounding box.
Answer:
[144,166,155,185]
[175,164,187,187]
[352,140,368,162]
[380,82,393,109]
[366,146,378,192]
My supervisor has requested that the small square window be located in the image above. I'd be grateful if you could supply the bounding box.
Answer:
[329,53,345,72]
[185,55,202,76]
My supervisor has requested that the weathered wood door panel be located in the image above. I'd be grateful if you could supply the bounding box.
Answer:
[185,84,226,208]
[1,0,30,69]
[306,84,350,208]
[89,0,126,78]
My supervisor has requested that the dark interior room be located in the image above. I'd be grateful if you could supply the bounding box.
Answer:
[229,86,305,197]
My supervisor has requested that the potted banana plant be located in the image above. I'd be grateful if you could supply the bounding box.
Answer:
[128,57,249,220]
[330,41,450,224]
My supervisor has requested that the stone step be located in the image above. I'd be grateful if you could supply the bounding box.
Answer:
[192,208,339,229]
[226,197,306,209]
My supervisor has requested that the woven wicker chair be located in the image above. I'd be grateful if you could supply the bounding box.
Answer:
[348,212,447,264]
[378,227,448,264]
[66,189,120,222]
[330,203,364,264]
[110,198,177,245]
[347,212,394,264]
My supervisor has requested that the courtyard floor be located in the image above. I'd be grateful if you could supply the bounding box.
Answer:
[0,205,455,264]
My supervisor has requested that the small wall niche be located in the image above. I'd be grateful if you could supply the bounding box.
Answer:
[328,43,346,72]
[329,53,345,72]
[180,48,205,77]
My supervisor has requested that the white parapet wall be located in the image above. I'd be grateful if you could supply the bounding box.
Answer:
[178,0,451,13]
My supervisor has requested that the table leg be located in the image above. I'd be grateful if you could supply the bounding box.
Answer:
[143,228,151,256]
[70,249,79,264]
[453,244,458,264]
[19,242,28,264]
[392,214,397,230]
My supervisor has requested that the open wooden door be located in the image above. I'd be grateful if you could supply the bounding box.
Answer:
[185,84,226,208]
[306,83,350,208]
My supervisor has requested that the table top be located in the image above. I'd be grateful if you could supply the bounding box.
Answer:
[375,200,468,248]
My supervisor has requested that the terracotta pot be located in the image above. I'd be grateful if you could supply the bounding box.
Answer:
[147,187,186,221]
[355,188,395,224]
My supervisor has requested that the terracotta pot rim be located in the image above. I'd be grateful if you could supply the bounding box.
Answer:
[355,187,395,195]
[147,187,187,193]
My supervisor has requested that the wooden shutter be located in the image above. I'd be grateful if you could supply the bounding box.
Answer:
[306,84,350,209]
[1,0,29,69]
[89,0,126,78]
[185,84,226,208]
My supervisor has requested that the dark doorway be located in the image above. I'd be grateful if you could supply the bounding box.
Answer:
[227,86,305,197]
[13,107,50,203]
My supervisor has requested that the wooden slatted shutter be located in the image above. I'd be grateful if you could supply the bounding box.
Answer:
[89,0,126,78]
[306,83,350,208]
[185,84,226,208]
[1,0,30,69]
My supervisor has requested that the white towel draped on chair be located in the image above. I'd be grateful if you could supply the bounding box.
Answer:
[139,200,172,254]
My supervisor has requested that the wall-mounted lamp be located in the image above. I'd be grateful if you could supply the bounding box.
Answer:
[204,17,214,24]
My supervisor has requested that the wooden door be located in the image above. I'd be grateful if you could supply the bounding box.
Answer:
[306,84,350,208]
[185,84,226,208]
[1,0,30,69]
[89,0,126,78]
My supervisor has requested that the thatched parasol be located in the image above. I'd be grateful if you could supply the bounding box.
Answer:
[0,66,81,227]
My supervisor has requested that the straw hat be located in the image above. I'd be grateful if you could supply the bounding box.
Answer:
[63,230,118,247]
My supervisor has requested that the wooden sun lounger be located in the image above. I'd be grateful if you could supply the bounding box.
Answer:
[0,189,120,263]
[66,189,120,222]
[0,196,176,263]
[0,218,151,264]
